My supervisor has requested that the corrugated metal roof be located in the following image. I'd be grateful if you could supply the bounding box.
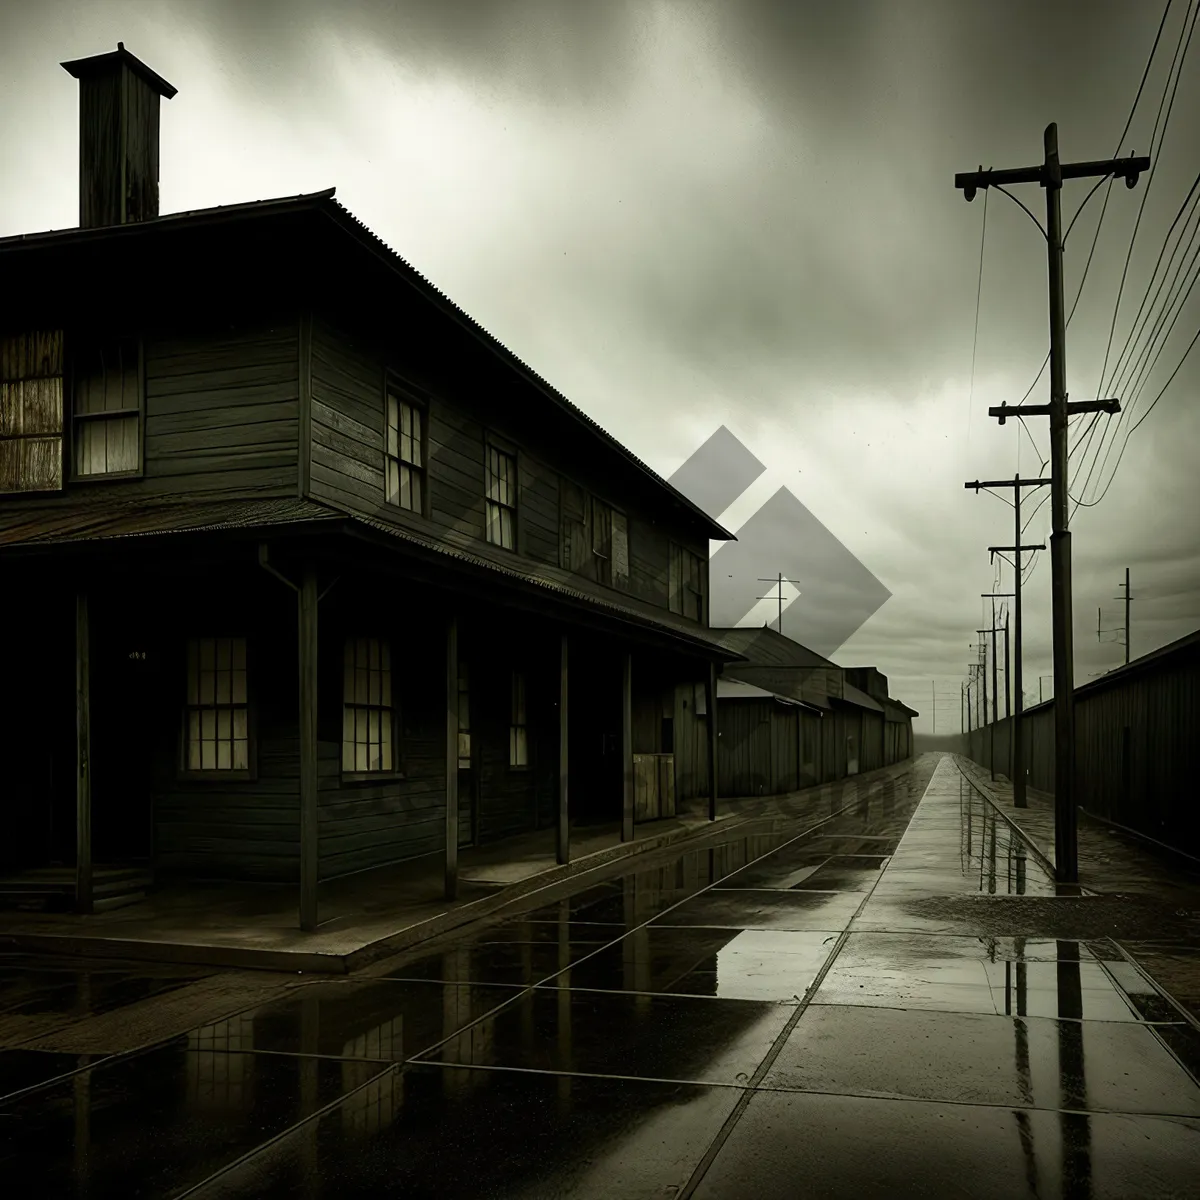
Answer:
[0,187,733,544]
[717,678,824,714]
[347,510,742,658]
[723,664,833,709]
[0,496,342,547]
[836,682,885,714]
[319,199,732,543]
[709,626,838,669]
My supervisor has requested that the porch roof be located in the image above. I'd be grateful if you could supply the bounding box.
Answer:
[0,495,745,661]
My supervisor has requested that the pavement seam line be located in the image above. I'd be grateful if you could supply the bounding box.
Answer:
[676,759,939,1199]
[400,774,898,1068]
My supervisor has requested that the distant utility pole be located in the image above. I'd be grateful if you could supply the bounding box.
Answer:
[756,574,801,635]
[956,126,1148,884]
[977,626,1003,781]
[1120,567,1132,665]
[932,680,936,734]
[967,476,1048,809]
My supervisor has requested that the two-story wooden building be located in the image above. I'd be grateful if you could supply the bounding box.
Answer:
[0,44,741,928]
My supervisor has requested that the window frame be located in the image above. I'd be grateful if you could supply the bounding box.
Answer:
[508,669,529,770]
[340,635,403,783]
[0,330,66,497]
[177,635,258,783]
[669,543,707,623]
[457,660,471,770]
[484,437,518,553]
[67,332,145,484]
[383,377,429,518]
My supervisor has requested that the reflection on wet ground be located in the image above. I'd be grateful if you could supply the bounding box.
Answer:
[3,754,1200,1197]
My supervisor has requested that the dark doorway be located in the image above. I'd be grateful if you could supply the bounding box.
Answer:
[568,643,620,826]
[89,630,156,863]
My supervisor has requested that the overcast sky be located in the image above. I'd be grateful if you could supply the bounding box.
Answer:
[3,0,1198,731]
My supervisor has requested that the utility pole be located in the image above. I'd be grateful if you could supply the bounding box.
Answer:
[977,627,1003,780]
[756,574,801,635]
[1004,612,1011,720]
[968,477,1048,809]
[932,679,936,734]
[1120,568,1132,665]
[956,128,1147,884]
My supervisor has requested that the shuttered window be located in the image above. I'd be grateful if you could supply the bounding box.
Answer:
[342,637,395,773]
[669,544,706,622]
[72,337,141,477]
[386,391,425,512]
[509,670,528,767]
[0,331,64,494]
[486,445,516,550]
[184,637,250,772]
[592,497,613,585]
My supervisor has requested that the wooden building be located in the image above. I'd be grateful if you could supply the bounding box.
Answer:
[0,45,742,926]
[684,627,917,796]
[967,627,1200,861]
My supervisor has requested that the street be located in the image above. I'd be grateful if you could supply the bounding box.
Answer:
[2,753,1198,1197]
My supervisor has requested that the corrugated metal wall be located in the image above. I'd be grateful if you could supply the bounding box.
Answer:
[967,645,1200,856]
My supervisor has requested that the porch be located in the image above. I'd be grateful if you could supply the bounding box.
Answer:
[0,510,727,933]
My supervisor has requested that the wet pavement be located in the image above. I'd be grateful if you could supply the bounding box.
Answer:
[2,753,1200,1196]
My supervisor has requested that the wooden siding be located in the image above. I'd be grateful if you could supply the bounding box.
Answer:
[968,644,1200,857]
[673,681,710,802]
[140,322,299,497]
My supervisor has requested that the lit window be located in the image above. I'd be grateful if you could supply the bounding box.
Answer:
[342,637,395,772]
[73,337,140,477]
[184,638,249,771]
[509,671,528,767]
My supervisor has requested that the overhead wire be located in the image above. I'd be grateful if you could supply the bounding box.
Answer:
[1072,0,1198,510]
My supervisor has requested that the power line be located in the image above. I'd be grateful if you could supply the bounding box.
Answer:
[966,185,989,448]
[1074,0,1199,509]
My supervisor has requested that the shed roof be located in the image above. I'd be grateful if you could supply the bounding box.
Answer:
[0,188,733,545]
[835,682,885,714]
[717,678,825,714]
[709,626,837,669]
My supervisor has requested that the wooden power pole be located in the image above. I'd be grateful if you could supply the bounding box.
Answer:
[956,128,1148,883]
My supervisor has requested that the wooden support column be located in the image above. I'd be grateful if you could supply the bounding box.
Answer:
[445,615,459,900]
[298,565,319,933]
[621,651,634,842]
[705,663,718,821]
[557,633,569,866]
[75,591,93,915]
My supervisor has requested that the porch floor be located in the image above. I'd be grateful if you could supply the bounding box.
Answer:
[0,764,916,973]
[0,808,747,973]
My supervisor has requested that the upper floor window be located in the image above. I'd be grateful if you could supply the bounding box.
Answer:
[0,331,64,494]
[183,637,250,772]
[343,637,395,773]
[72,336,141,478]
[486,444,516,550]
[592,497,613,585]
[386,390,425,512]
[669,544,706,622]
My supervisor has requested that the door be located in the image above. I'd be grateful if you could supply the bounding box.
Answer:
[456,661,476,848]
[90,633,156,863]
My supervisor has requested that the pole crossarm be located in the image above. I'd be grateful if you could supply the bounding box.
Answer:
[954,153,1149,200]
[965,478,1052,490]
[988,399,1120,424]
[981,593,1015,598]
[988,544,1046,553]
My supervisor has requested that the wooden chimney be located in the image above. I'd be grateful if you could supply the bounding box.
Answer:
[61,42,177,228]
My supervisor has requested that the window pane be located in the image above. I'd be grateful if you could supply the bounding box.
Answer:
[201,738,216,770]
[355,707,368,746]
[381,665,392,707]
[500,508,514,550]
[232,639,246,670]
[458,731,471,760]
[105,413,138,473]
[355,742,368,772]
[215,670,230,705]
[200,639,216,673]
[232,669,247,705]
[409,408,422,467]
[201,709,216,743]
[386,457,399,505]
[217,740,232,771]
[355,667,369,705]
[216,709,231,741]
[187,712,201,770]
[410,470,422,512]
[233,739,249,771]
[380,714,393,770]
[233,708,248,741]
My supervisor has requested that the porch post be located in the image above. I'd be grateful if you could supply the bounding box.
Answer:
[621,650,634,842]
[75,591,93,915]
[298,565,319,933]
[705,662,718,821]
[557,632,569,865]
[445,615,459,900]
